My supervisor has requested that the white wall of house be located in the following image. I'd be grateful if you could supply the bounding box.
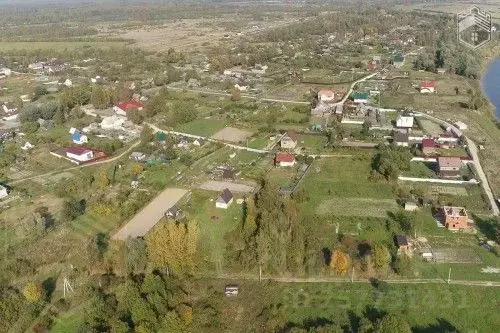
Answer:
[279,160,296,167]
[216,198,233,209]
[318,93,334,102]
[420,87,435,93]
[67,151,93,162]
[113,106,127,116]
[2,114,18,121]
[0,186,8,199]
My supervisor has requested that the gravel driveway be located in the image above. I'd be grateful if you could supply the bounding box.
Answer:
[113,188,187,240]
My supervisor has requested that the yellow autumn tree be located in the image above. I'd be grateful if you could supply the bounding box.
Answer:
[146,220,199,274]
[96,171,110,188]
[22,282,42,303]
[132,163,145,175]
[330,249,349,275]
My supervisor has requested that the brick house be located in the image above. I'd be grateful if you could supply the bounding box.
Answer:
[421,138,437,155]
[441,206,468,231]
[438,156,462,178]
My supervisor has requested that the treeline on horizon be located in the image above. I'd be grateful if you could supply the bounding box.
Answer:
[0,0,425,26]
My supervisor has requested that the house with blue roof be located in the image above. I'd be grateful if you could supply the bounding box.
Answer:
[71,130,88,145]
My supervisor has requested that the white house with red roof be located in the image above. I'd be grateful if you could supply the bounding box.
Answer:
[113,101,145,116]
[419,81,436,94]
[317,89,335,102]
[66,147,94,162]
[275,152,296,167]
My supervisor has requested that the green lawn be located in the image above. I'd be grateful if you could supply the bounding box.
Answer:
[246,134,271,149]
[299,156,395,204]
[298,134,327,151]
[279,282,500,332]
[316,197,398,218]
[51,311,84,333]
[187,189,244,272]
[176,118,228,137]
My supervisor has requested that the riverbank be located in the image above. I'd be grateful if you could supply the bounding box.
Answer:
[480,45,500,120]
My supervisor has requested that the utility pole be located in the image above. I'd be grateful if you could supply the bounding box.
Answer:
[351,267,354,283]
[447,267,452,284]
[63,277,74,298]
[259,264,262,282]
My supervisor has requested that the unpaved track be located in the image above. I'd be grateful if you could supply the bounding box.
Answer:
[9,140,141,185]
[113,188,187,240]
[197,180,255,193]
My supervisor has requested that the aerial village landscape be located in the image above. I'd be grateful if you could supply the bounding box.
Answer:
[0,1,499,332]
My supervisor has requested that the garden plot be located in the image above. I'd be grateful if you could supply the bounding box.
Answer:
[197,180,256,193]
[417,118,445,136]
[316,197,398,218]
[211,127,252,143]
[430,185,468,196]
[432,248,482,264]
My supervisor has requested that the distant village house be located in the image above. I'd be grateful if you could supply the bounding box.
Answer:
[113,101,145,116]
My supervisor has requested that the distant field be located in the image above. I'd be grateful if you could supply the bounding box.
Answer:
[0,41,127,52]
[407,2,500,24]
[176,118,227,137]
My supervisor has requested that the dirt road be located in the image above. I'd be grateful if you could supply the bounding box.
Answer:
[144,122,269,154]
[112,188,187,240]
[216,274,500,287]
[197,180,256,193]
[9,140,141,185]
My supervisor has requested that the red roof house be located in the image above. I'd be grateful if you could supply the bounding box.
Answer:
[113,101,145,115]
[275,152,296,167]
[421,138,437,156]
[317,89,335,102]
[419,81,436,93]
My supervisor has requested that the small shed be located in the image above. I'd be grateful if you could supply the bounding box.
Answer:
[224,285,239,297]
[395,234,409,254]
[404,201,418,212]
[216,188,234,209]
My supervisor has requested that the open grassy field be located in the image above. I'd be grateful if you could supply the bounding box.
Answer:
[316,197,398,218]
[299,155,395,203]
[298,133,327,152]
[279,282,500,331]
[407,2,500,24]
[176,118,228,137]
[187,189,244,272]
[0,41,126,52]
